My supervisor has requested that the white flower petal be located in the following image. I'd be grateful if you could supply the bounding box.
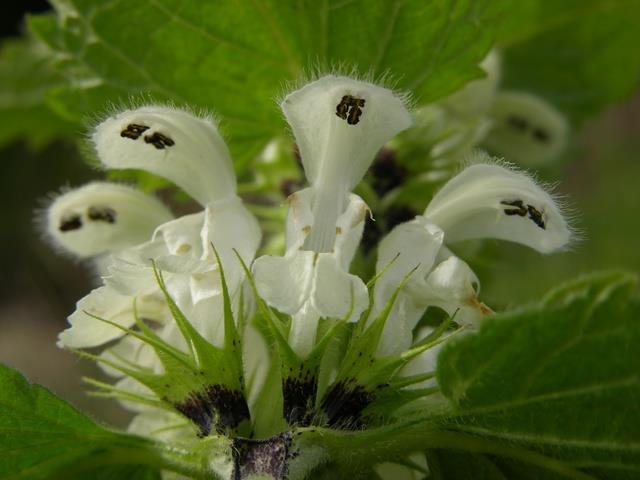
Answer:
[252,251,315,315]
[421,255,488,326]
[374,217,444,311]
[155,211,206,258]
[92,106,236,205]
[181,293,227,347]
[289,303,321,358]
[485,91,569,166]
[284,188,314,251]
[311,253,368,322]
[98,335,157,378]
[104,253,161,296]
[401,326,440,389]
[57,286,168,349]
[114,375,155,412]
[128,409,193,441]
[424,160,571,253]
[281,75,412,252]
[334,194,369,270]
[200,197,262,289]
[243,325,271,408]
[46,182,172,258]
[374,218,444,355]
[285,188,368,266]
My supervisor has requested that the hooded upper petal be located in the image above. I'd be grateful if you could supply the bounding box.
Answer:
[46,182,173,258]
[281,75,412,252]
[424,158,571,253]
[92,106,236,205]
[485,91,569,166]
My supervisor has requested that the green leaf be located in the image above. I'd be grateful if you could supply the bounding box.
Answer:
[24,0,501,170]
[500,1,640,125]
[0,363,202,479]
[0,38,75,149]
[437,271,640,479]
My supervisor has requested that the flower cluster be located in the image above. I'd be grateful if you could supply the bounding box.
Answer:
[45,74,571,478]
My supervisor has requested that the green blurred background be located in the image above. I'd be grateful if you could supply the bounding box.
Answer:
[0,2,638,428]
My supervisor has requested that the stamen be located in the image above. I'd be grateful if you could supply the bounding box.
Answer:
[87,206,117,223]
[335,95,366,125]
[527,204,546,229]
[500,199,546,229]
[120,123,149,139]
[533,127,551,143]
[500,199,527,217]
[506,115,529,131]
[144,132,175,149]
[59,214,82,232]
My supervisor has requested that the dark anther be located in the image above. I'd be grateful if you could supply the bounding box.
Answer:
[500,199,527,217]
[532,128,551,143]
[527,204,546,229]
[502,200,546,230]
[59,214,82,232]
[120,123,149,140]
[347,98,365,125]
[336,95,351,120]
[506,115,529,131]
[335,95,365,125]
[87,206,117,224]
[144,132,175,149]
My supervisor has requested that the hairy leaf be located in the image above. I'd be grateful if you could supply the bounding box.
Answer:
[0,363,189,479]
[438,272,640,479]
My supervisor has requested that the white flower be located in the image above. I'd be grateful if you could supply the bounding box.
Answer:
[254,76,412,356]
[46,182,173,259]
[424,161,571,253]
[254,191,370,356]
[281,75,413,252]
[484,91,569,166]
[374,154,571,354]
[57,106,261,351]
